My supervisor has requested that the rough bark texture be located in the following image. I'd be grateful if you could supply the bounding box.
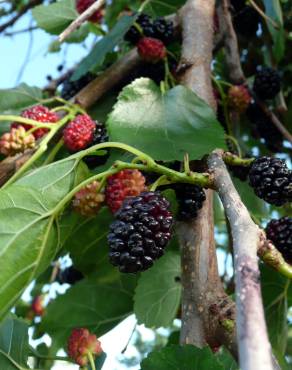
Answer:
[177,0,237,352]
[208,150,274,370]
[217,0,245,84]
[178,0,216,110]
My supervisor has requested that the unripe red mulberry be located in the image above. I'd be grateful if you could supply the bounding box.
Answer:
[0,126,35,156]
[228,85,251,113]
[63,114,96,152]
[67,328,102,366]
[31,295,45,316]
[105,170,146,213]
[73,181,105,216]
[137,37,167,63]
[12,105,59,139]
[76,0,103,23]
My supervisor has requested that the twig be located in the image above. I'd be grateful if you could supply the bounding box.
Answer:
[44,67,75,95]
[248,0,280,29]
[58,0,105,42]
[258,236,292,279]
[4,26,38,36]
[217,0,245,84]
[0,0,42,33]
[257,101,292,144]
[208,150,274,370]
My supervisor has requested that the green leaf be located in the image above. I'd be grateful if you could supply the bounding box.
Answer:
[216,348,239,370]
[72,15,135,80]
[0,83,42,114]
[107,79,225,161]
[65,23,90,43]
[262,0,285,62]
[0,158,87,319]
[141,345,224,370]
[0,314,29,370]
[134,252,181,328]
[261,264,289,356]
[32,0,78,35]
[144,0,187,16]
[41,275,136,345]
[63,207,116,279]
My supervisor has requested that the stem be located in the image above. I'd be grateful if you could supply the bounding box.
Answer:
[87,351,96,370]
[0,115,53,129]
[2,113,74,188]
[225,135,242,157]
[43,138,64,165]
[149,175,170,191]
[223,152,255,167]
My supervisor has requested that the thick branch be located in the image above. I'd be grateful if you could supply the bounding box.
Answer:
[177,0,237,353]
[178,0,216,110]
[217,0,245,84]
[74,49,142,109]
[208,150,273,370]
[58,0,105,42]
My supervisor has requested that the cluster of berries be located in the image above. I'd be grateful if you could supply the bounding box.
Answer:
[0,105,59,157]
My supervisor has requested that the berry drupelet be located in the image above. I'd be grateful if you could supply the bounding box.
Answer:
[265,217,292,264]
[248,156,292,206]
[108,191,173,273]
[253,67,281,100]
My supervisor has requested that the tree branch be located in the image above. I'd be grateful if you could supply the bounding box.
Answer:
[177,0,238,354]
[74,49,142,109]
[208,150,274,370]
[0,0,42,33]
[217,0,245,84]
[58,0,105,42]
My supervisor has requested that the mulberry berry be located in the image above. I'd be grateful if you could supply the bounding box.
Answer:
[174,183,206,221]
[265,217,292,263]
[83,121,109,168]
[105,170,146,213]
[137,37,166,63]
[31,295,45,316]
[108,191,173,273]
[61,72,95,100]
[228,85,251,113]
[11,105,59,139]
[125,13,153,44]
[152,18,174,45]
[68,328,102,366]
[73,181,104,216]
[0,126,35,156]
[56,266,84,285]
[253,67,281,100]
[248,156,292,206]
[63,114,96,152]
[232,6,261,38]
